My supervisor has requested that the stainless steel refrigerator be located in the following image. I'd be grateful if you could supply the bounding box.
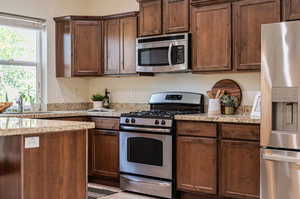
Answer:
[261,21,300,199]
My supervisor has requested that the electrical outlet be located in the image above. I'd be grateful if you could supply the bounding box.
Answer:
[25,136,40,149]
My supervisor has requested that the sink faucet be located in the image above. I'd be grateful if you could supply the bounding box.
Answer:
[16,95,24,113]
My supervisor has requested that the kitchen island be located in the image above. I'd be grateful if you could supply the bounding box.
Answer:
[0,117,95,199]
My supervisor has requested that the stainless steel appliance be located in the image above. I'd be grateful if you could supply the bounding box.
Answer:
[261,21,300,199]
[136,33,190,73]
[119,92,204,199]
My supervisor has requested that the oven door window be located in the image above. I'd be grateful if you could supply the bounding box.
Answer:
[127,137,163,166]
[138,47,169,66]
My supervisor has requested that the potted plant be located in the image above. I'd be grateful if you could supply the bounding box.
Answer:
[91,94,105,109]
[220,95,239,115]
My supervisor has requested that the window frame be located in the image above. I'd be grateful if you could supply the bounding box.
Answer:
[0,13,46,110]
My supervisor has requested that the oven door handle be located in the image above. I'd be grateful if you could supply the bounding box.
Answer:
[168,43,173,66]
[120,125,171,134]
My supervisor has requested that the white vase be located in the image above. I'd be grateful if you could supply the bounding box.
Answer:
[208,99,221,116]
[93,101,103,109]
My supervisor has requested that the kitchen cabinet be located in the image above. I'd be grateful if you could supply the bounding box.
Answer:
[139,0,163,36]
[177,122,218,195]
[138,0,189,36]
[191,3,232,72]
[54,16,103,77]
[220,140,260,199]
[233,0,281,70]
[103,12,138,75]
[89,129,119,179]
[163,0,190,34]
[283,0,300,21]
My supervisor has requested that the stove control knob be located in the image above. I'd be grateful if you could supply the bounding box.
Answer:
[125,118,130,123]
[161,120,166,125]
[131,118,136,124]
[155,120,160,125]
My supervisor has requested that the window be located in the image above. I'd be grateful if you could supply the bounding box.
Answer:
[0,13,46,111]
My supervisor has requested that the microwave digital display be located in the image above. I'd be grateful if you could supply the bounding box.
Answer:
[165,95,182,101]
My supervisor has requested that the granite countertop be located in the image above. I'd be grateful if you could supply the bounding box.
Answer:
[0,117,95,136]
[0,110,261,124]
[175,114,260,124]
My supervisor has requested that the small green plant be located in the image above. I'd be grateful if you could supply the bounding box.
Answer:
[91,94,105,101]
[220,95,239,108]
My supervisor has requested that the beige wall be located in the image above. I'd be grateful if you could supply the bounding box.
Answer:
[0,0,91,103]
[87,0,260,105]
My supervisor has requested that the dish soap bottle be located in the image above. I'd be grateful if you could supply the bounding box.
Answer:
[103,89,110,108]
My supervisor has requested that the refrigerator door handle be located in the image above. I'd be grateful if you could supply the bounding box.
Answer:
[263,153,300,164]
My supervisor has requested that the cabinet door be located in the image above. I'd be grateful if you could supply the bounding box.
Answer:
[104,19,120,75]
[72,21,102,76]
[233,0,280,71]
[283,0,300,21]
[89,130,119,179]
[220,140,260,199]
[139,0,162,36]
[177,136,217,195]
[163,0,189,34]
[120,16,137,74]
[191,3,232,72]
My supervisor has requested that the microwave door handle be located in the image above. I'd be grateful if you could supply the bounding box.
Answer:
[168,43,173,66]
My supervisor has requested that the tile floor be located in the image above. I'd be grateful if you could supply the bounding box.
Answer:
[88,183,158,199]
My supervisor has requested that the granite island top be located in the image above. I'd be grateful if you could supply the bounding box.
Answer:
[0,110,261,124]
[0,117,95,136]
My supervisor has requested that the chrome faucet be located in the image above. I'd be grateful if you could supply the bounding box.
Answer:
[16,95,24,113]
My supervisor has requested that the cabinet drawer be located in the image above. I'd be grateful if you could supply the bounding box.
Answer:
[177,121,217,137]
[91,117,120,130]
[221,124,260,141]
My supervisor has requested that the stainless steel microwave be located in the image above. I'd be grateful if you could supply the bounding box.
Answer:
[136,33,190,73]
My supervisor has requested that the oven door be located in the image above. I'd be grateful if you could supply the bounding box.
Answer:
[119,131,172,180]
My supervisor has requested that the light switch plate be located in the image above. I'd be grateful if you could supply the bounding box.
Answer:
[24,136,40,149]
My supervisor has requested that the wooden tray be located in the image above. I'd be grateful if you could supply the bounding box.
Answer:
[211,79,242,107]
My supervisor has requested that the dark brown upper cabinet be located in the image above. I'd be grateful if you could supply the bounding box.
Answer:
[103,12,138,75]
[163,0,190,34]
[233,0,281,71]
[283,0,300,21]
[191,3,232,72]
[139,0,163,36]
[54,16,103,77]
[138,0,189,36]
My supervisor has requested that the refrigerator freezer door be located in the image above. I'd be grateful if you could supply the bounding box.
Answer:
[261,149,300,199]
[261,21,300,149]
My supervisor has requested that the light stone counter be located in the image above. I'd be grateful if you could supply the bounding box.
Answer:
[175,114,260,124]
[0,117,95,136]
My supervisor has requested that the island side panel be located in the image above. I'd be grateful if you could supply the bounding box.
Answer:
[0,135,22,199]
[22,130,87,199]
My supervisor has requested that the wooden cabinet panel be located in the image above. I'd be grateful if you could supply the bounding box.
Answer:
[176,121,217,137]
[221,124,260,141]
[163,0,189,33]
[104,19,120,75]
[177,136,217,195]
[283,0,300,21]
[23,130,87,199]
[72,21,103,76]
[89,130,119,179]
[120,16,137,74]
[233,0,281,71]
[139,0,163,36]
[191,3,232,72]
[91,117,119,130]
[220,140,260,199]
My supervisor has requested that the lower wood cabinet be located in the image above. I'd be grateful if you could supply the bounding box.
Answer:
[88,129,119,179]
[220,140,260,199]
[177,136,217,195]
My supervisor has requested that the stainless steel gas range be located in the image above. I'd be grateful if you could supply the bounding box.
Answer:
[119,92,204,199]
